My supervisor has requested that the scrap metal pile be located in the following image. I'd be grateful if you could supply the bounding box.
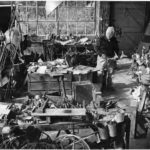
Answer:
[0,94,129,149]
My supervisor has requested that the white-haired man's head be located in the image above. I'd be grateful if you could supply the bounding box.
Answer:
[106,26,115,40]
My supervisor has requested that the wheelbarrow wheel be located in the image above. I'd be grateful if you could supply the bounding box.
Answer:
[55,134,90,149]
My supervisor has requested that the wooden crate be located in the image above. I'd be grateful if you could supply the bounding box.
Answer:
[72,81,94,105]
[28,73,72,95]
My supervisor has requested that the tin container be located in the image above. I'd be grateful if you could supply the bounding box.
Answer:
[107,121,117,137]
[97,123,109,140]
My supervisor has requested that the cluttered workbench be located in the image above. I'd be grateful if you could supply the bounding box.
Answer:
[0,94,131,149]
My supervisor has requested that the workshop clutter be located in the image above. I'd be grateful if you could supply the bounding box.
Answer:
[0,25,130,149]
[27,59,97,97]
[129,47,150,138]
[0,93,130,149]
[27,58,68,74]
[27,59,96,78]
[129,47,150,101]
[129,47,150,81]
[0,93,85,126]
[43,36,97,67]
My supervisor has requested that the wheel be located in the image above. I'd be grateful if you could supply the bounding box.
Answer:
[55,134,90,149]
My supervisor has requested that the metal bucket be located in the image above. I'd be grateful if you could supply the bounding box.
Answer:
[115,112,125,123]
[107,121,117,137]
[97,123,109,140]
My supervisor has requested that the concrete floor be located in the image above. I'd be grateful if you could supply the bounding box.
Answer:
[106,62,150,149]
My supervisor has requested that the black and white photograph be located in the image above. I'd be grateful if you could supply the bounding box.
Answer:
[0,0,149,149]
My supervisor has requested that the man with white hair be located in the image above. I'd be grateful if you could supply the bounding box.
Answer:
[96,26,119,91]
[97,26,119,58]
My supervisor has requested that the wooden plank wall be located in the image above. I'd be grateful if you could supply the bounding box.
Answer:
[110,2,146,56]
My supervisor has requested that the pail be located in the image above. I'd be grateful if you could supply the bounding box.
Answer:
[97,123,109,140]
[107,121,117,137]
[115,112,124,123]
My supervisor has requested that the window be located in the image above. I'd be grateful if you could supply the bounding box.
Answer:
[18,1,96,39]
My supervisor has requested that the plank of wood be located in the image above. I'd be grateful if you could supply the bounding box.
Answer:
[28,90,72,96]
[138,91,147,113]
[28,73,58,82]
[28,81,72,91]
[31,108,86,116]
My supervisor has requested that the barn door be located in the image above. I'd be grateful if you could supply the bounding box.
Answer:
[111,2,146,56]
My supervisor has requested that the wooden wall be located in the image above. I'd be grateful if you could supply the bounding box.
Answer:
[110,2,146,56]
[0,7,11,32]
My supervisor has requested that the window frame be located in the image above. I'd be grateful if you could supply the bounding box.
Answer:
[18,1,96,37]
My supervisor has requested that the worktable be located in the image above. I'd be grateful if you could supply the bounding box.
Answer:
[27,64,99,96]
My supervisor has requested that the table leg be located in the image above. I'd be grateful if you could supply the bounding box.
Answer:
[60,76,66,99]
